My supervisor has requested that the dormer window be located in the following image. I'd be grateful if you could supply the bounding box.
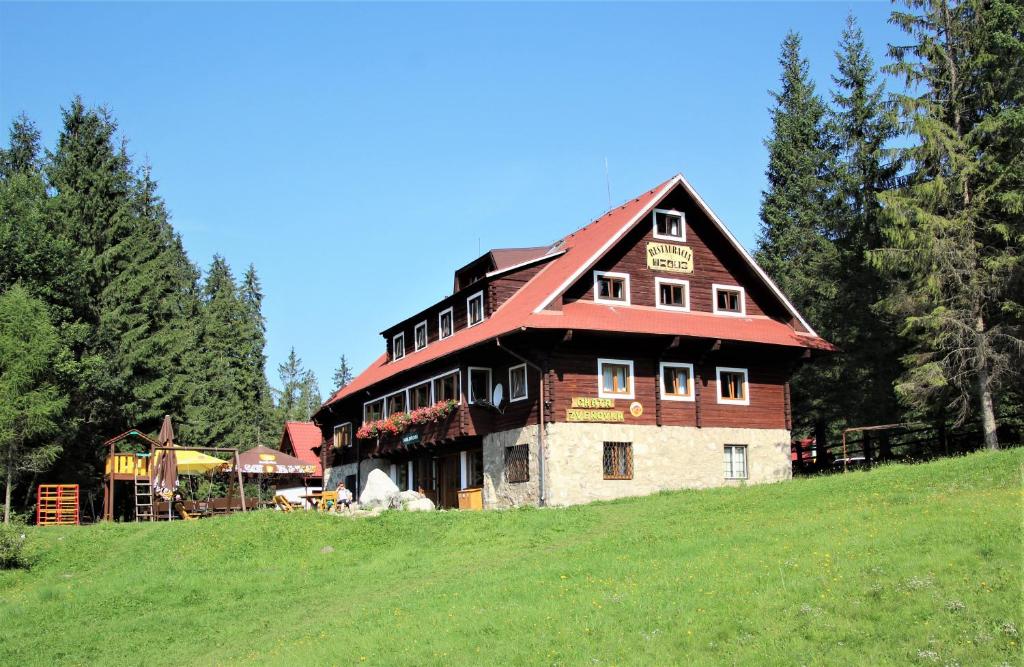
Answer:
[713,284,746,316]
[594,271,630,305]
[467,291,485,327]
[653,208,685,241]
[392,332,406,360]
[414,321,428,351]
[438,307,454,339]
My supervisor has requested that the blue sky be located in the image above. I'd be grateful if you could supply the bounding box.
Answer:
[1,2,902,397]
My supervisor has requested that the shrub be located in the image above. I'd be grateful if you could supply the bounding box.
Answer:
[0,519,32,569]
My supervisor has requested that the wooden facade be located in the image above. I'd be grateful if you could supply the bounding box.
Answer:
[314,174,832,508]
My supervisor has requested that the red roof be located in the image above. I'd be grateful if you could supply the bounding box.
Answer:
[321,174,833,411]
[280,421,323,476]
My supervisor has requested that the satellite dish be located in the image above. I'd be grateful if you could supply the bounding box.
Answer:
[492,383,504,407]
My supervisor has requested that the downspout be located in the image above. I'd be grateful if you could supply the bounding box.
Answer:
[496,337,546,507]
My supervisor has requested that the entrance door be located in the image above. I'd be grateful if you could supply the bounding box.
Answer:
[436,453,462,509]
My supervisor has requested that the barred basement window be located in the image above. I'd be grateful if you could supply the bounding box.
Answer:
[724,444,748,479]
[603,441,633,480]
[505,444,529,483]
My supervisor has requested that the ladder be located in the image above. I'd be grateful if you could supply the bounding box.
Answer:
[133,455,154,522]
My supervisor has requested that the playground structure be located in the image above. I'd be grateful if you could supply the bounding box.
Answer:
[101,419,247,522]
[36,484,80,526]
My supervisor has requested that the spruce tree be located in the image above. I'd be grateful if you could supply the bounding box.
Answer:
[238,265,274,445]
[823,14,904,428]
[332,355,353,393]
[756,31,839,437]
[873,0,1023,449]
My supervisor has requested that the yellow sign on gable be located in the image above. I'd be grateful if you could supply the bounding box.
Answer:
[647,242,694,274]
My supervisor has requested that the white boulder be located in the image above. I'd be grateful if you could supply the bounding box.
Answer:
[398,490,424,503]
[359,469,400,509]
[404,497,436,512]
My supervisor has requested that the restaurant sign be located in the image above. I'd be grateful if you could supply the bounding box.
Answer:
[646,242,694,274]
[567,396,624,423]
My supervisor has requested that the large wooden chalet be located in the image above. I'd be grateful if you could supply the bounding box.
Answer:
[313,174,833,508]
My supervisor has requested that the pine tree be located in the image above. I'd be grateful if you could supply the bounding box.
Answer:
[822,14,905,428]
[332,355,353,393]
[93,166,201,430]
[0,286,70,523]
[299,370,322,422]
[0,114,41,178]
[756,31,840,437]
[872,0,1023,449]
[183,256,248,447]
[238,265,274,445]
[274,348,321,424]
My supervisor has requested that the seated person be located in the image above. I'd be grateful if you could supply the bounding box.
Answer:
[335,481,353,510]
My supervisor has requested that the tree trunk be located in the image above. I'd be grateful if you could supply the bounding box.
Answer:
[976,316,999,450]
[3,450,13,524]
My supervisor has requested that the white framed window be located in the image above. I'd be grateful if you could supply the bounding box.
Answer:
[433,371,459,402]
[598,358,634,400]
[333,422,352,448]
[468,367,492,404]
[414,321,428,351]
[724,444,748,479]
[385,390,407,416]
[652,208,686,241]
[659,362,695,402]
[655,277,690,311]
[716,367,750,405]
[363,399,384,423]
[593,270,630,305]
[392,332,406,360]
[438,307,454,340]
[508,364,528,402]
[467,291,485,327]
[712,284,746,316]
[410,381,432,409]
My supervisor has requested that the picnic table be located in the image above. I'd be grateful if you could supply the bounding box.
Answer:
[300,493,322,510]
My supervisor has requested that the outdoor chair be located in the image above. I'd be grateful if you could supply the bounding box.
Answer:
[273,495,296,512]
[318,491,339,512]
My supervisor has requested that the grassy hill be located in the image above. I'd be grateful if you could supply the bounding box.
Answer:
[1,449,1021,666]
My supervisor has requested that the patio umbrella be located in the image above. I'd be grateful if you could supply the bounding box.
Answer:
[232,446,317,475]
[158,415,175,446]
[153,444,178,500]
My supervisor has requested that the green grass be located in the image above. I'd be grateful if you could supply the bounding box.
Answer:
[1,449,1021,666]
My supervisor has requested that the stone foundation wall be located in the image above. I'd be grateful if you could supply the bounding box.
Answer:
[543,423,791,506]
[482,427,541,509]
[323,463,357,490]
[481,423,790,509]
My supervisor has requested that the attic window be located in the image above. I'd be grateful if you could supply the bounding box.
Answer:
[392,332,406,360]
[713,284,746,316]
[656,278,690,311]
[414,321,428,351]
[594,271,630,305]
[653,208,685,241]
[438,307,454,340]
[467,292,485,327]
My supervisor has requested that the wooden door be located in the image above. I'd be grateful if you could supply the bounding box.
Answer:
[436,453,462,509]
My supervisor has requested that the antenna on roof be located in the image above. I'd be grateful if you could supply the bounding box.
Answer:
[604,157,612,211]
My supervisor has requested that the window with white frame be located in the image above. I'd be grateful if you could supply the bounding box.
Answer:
[467,292,485,327]
[508,364,528,402]
[333,422,352,448]
[433,371,459,402]
[598,358,634,399]
[716,367,750,405]
[410,381,432,409]
[468,367,492,404]
[414,321,428,351]
[364,399,384,423]
[724,444,748,479]
[392,332,406,360]
[594,270,630,305]
[712,284,746,316]
[438,307,454,339]
[656,277,690,311]
[652,208,685,241]
[659,362,695,401]
[385,391,407,416]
